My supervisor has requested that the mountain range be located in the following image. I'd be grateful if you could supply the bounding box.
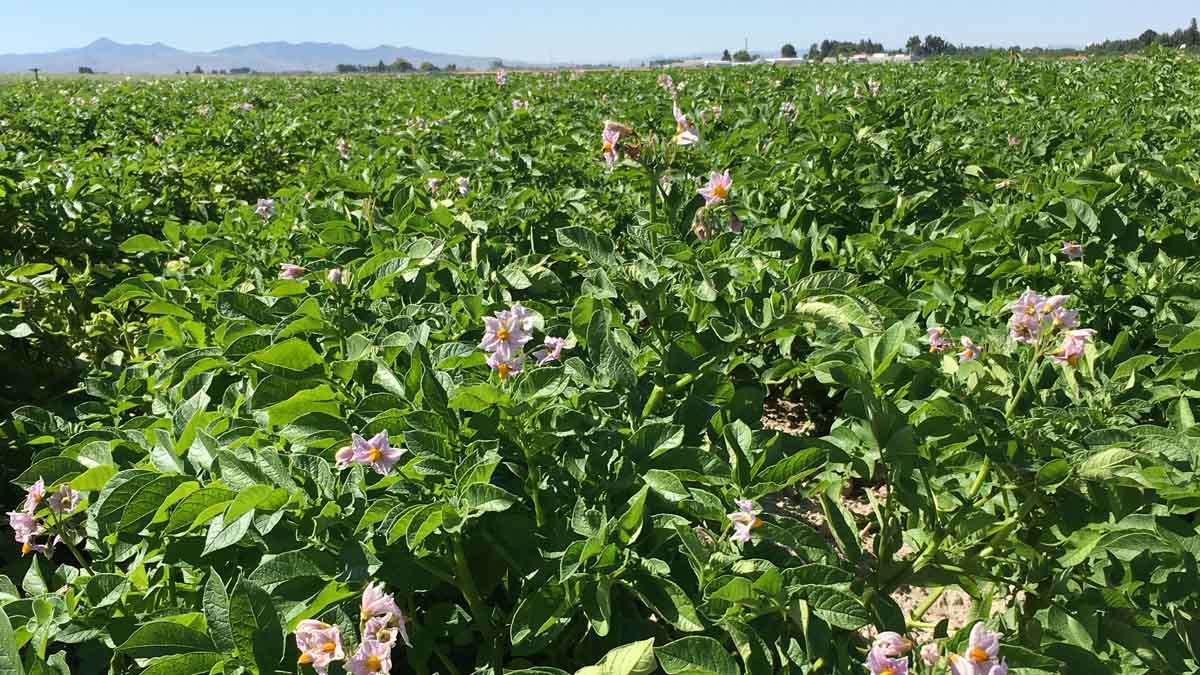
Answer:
[0,38,508,74]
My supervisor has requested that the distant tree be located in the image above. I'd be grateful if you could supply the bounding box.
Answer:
[336,64,359,73]
[78,66,94,74]
[1188,18,1199,46]
[193,65,204,74]
[906,35,923,55]
[732,49,753,62]
[491,59,504,68]
[230,67,251,75]
[445,63,457,71]
[391,58,414,72]
[419,62,439,72]
[780,43,797,58]
[1138,29,1158,47]
[921,35,954,56]
[721,49,732,61]
[807,43,820,60]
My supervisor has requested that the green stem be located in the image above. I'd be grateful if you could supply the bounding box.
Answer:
[503,411,545,528]
[911,586,946,622]
[1004,350,1043,419]
[452,536,501,673]
[432,642,462,675]
[647,171,658,226]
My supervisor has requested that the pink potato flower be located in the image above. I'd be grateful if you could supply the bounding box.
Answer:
[294,620,345,674]
[49,484,81,515]
[727,499,763,543]
[873,632,912,658]
[958,336,981,362]
[326,268,344,284]
[279,263,307,280]
[1051,329,1096,366]
[920,643,940,666]
[864,646,909,675]
[495,68,507,85]
[487,352,525,380]
[672,101,699,146]
[698,170,732,205]
[601,127,620,168]
[255,198,275,219]
[456,176,470,195]
[427,177,441,193]
[347,637,393,675]
[1061,241,1083,259]
[533,337,567,365]
[361,581,403,621]
[479,305,534,359]
[334,445,355,470]
[336,138,351,159]
[947,622,1003,675]
[927,327,952,353]
[351,430,406,475]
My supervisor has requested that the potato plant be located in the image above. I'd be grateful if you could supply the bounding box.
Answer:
[2,50,1200,674]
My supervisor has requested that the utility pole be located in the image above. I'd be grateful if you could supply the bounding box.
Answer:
[744,37,748,54]
[29,67,39,82]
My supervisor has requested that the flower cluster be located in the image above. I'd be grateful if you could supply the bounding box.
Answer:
[1007,289,1095,365]
[780,101,797,116]
[7,478,79,556]
[926,327,981,362]
[1061,241,1083,259]
[456,176,470,196]
[295,583,410,675]
[864,631,911,675]
[512,99,529,110]
[726,499,764,543]
[495,68,507,86]
[947,623,1007,675]
[337,138,351,159]
[868,78,881,96]
[479,302,567,380]
[427,177,441,193]
[334,430,407,475]
[256,198,275,219]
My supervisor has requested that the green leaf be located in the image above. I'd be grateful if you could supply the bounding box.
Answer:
[242,338,323,372]
[460,484,517,513]
[616,485,649,545]
[576,638,657,675]
[557,226,616,267]
[248,549,335,589]
[119,475,188,532]
[116,622,214,659]
[139,653,225,675]
[202,510,254,556]
[797,586,870,630]
[0,607,24,675]
[203,570,235,654]
[119,234,171,254]
[229,580,283,675]
[449,383,508,412]
[627,575,704,632]
[643,470,689,503]
[14,457,85,489]
[656,636,740,675]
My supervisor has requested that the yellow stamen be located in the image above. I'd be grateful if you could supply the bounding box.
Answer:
[497,363,511,379]
[366,655,383,672]
[496,326,509,341]
[602,141,614,153]
[298,653,313,664]
[367,447,382,463]
[881,668,895,675]
[751,517,764,530]
[712,184,728,199]
[970,647,990,663]
[322,641,337,654]
[21,543,32,555]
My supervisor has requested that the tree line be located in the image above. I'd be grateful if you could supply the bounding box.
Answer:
[786,17,1198,61]
[335,59,456,74]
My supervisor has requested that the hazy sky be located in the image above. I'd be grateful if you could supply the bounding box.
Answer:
[1,1,1196,62]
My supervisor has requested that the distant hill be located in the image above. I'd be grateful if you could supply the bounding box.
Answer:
[0,38,507,74]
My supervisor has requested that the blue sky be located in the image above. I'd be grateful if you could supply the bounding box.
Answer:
[1,1,1196,63]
